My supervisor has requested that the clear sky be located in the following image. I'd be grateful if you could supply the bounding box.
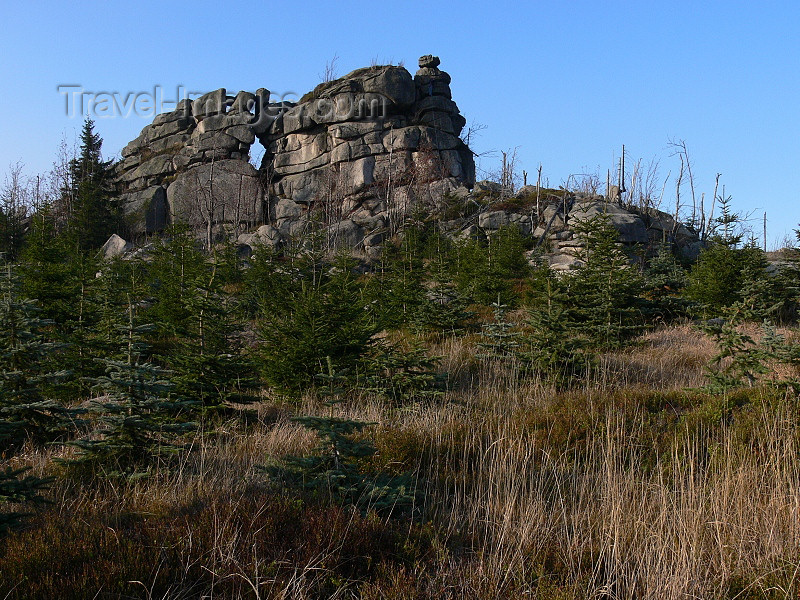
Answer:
[1,0,798,247]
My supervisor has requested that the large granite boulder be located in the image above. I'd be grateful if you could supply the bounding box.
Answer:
[100,234,133,260]
[122,186,168,234]
[166,159,265,227]
[569,200,649,244]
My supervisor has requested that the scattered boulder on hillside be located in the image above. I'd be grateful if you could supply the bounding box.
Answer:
[432,186,702,272]
[100,233,133,259]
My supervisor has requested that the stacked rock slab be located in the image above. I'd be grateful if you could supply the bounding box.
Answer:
[114,90,270,236]
[256,55,475,252]
[114,55,475,250]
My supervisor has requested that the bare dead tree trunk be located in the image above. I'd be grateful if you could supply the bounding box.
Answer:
[670,140,696,229]
[499,147,519,198]
[628,158,640,210]
[642,157,660,212]
[618,144,626,205]
[699,192,705,240]
[501,151,508,197]
[705,173,721,243]
[674,154,684,227]
[684,143,697,229]
[207,154,215,250]
[536,164,542,220]
[658,170,671,216]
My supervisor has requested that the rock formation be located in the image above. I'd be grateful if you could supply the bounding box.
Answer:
[114,92,268,237]
[114,55,476,252]
[113,54,701,267]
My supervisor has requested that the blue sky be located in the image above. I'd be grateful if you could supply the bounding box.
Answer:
[1,0,798,246]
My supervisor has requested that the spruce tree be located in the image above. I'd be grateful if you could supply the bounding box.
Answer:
[51,248,104,402]
[18,211,81,326]
[145,226,208,346]
[700,308,774,394]
[264,372,419,517]
[452,225,530,307]
[686,242,772,318]
[256,251,378,394]
[413,246,472,335]
[66,118,118,249]
[564,214,645,349]
[165,250,259,416]
[368,233,428,331]
[68,290,195,478]
[363,341,444,403]
[0,261,72,449]
[737,243,796,323]
[0,163,30,262]
[477,296,522,360]
[144,227,259,415]
[644,243,689,323]
[522,271,593,386]
[0,451,53,536]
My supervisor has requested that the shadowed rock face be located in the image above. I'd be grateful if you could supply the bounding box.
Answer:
[114,55,476,247]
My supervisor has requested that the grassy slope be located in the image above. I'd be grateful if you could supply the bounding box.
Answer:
[1,325,799,599]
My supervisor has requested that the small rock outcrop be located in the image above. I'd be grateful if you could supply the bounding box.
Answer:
[100,233,133,259]
[437,184,702,271]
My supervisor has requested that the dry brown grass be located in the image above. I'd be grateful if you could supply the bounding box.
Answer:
[598,323,716,390]
[2,324,800,599]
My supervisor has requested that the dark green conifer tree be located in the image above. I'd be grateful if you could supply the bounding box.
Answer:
[164,250,260,416]
[66,118,118,249]
[0,262,72,449]
[413,243,472,335]
[363,341,444,403]
[265,362,419,516]
[145,226,208,348]
[256,250,377,394]
[522,268,593,386]
[644,243,689,322]
[563,214,645,349]
[367,231,428,330]
[700,307,774,394]
[18,211,81,326]
[68,287,195,478]
[477,296,522,360]
[686,242,772,318]
[0,451,52,535]
[17,207,110,402]
[452,225,530,306]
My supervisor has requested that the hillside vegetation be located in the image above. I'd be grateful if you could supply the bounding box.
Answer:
[2,190,800,599]
[3,116,800,599]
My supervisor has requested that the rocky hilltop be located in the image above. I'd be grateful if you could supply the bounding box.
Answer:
[437,182,703,270]
[113,54,700,264]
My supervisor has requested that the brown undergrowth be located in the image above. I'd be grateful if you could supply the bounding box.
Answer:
[2,325,799,599]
